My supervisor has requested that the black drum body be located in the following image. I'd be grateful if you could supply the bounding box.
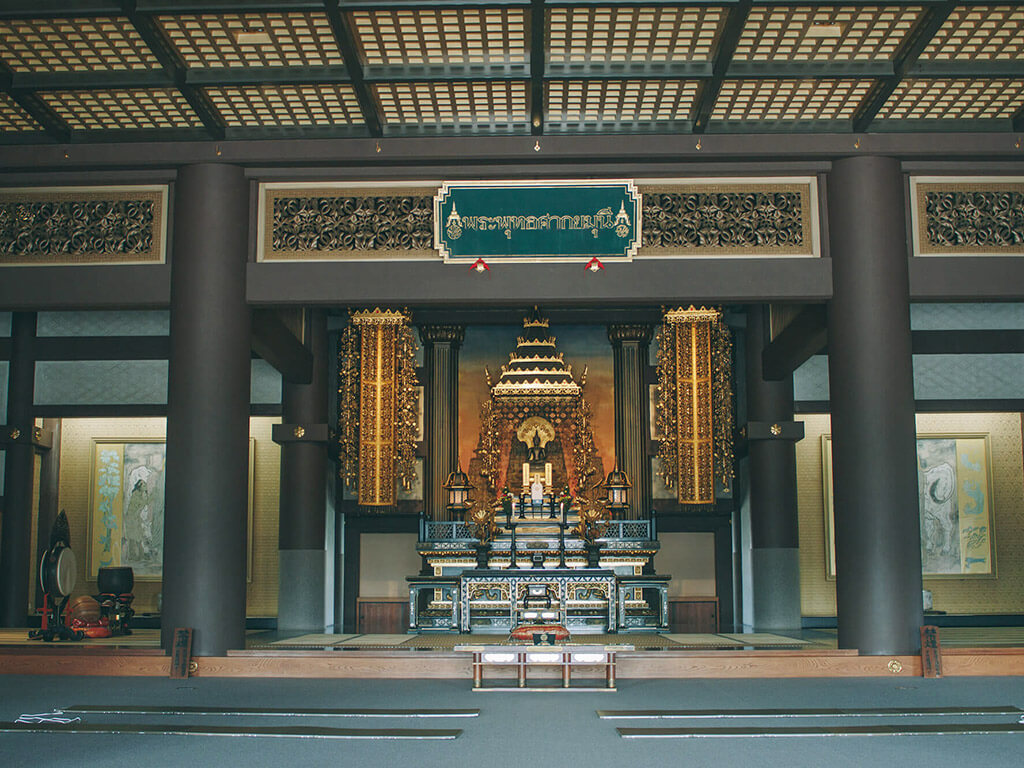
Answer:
[97,566,134,595]
[40,542,77,599]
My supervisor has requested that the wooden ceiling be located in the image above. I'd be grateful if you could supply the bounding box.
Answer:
[0,1,1021,144]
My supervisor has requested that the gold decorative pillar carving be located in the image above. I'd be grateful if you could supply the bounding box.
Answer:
[344,309,418,507]
[656,306,734,505]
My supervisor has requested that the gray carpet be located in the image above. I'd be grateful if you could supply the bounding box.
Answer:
[2,674,1023,767]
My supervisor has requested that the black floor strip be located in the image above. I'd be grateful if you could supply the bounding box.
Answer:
[1,722,461,740]
[599,706,1023,719]
[63,705,478,718]
[618,723,1024,739]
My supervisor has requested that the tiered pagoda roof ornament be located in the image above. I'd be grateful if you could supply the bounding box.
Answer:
[489,307,584,399]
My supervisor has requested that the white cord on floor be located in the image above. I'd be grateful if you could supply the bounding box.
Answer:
[15,711,81,724]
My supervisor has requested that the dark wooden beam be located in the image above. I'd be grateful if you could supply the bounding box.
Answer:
[248,258,834,306]
[0,1,121,17]
[529,0,545,136]
[761,304,827,381]
[32,336,170,360]
[691,0,752,135]
[12,71,174,92]
[2,59,71,143]
[251,308,313,385]
[0,265,171,311]
[797,399,1024,414]
[2,132,1022,169]
[323,0,383,138]
[852,1,958,133]
[911,329,1024,355]
[121,1,227,141]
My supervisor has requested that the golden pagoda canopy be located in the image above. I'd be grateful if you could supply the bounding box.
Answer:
[490,307,582,398]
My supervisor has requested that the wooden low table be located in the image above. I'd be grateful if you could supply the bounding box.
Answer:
[454,644,632,691]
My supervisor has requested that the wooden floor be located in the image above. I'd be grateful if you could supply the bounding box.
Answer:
[2,627,1024,679]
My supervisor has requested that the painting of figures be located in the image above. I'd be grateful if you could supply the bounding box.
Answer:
[88,439,166,580]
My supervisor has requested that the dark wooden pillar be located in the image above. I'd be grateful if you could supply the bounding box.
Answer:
[419,325,464,519]
[34,418,61,611]
[744,304,801,630]
[0,312,36,626]
[608,324,653,519]
[161,164,251,656]
[277,310,328,631]
[827,155,922,655]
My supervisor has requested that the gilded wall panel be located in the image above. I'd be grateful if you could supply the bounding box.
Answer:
[911,176,1024,256]
[0,186,167,265]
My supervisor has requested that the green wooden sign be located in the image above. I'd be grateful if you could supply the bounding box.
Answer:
[434,180,641,262]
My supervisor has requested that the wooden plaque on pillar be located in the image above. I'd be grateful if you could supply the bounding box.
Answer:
[920,625,941,678]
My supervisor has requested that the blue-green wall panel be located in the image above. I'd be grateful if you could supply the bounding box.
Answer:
[37,310,170,337]
[34,360,168,405]
[0,312,10,336]
[794,353,1024,403]
[251,359,282,405]
[911,303,1024,331]
[0,360,8,418]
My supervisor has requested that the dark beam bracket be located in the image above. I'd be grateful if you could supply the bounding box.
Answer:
[251,308,313,385]
[761,304,827,381]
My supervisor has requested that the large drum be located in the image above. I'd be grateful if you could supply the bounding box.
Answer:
[39,543,77,599]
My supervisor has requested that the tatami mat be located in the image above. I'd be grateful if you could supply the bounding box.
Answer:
[268,634,357,647]
[662,634,743,647]
[719,633,811,646]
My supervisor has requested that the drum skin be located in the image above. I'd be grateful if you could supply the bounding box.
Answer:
[97,566,134,595]
[40,543,77,598]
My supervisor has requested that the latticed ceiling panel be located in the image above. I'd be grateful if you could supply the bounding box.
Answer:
[712,79,875,121]
[547,6,726,64]
[547,80,699,124]
[0,17,161,72]
[374,81,528,128]
[157,13,344,69]
[205,84,364,127]
[920,4,1024,60]
[878,78,1024,119]
[0,93,42,131]
[39,89,204,131]
[734,5,923,61]
[351,8,526,66]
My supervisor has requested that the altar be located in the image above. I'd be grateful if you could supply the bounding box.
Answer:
[408,308,670,636]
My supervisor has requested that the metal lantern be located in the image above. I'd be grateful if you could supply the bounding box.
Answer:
[603,466,631,517]
[444,465,475,513]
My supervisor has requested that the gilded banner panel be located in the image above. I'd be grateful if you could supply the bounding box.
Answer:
[348,309,419,508]
[354,311,401,506]
[911,176,1024,256]
[0,185,167,266]
[674,317,715,504]
[657,306,734,505]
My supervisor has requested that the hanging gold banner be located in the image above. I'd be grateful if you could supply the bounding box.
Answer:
[352,309,406,506]
[658,306,732,505]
